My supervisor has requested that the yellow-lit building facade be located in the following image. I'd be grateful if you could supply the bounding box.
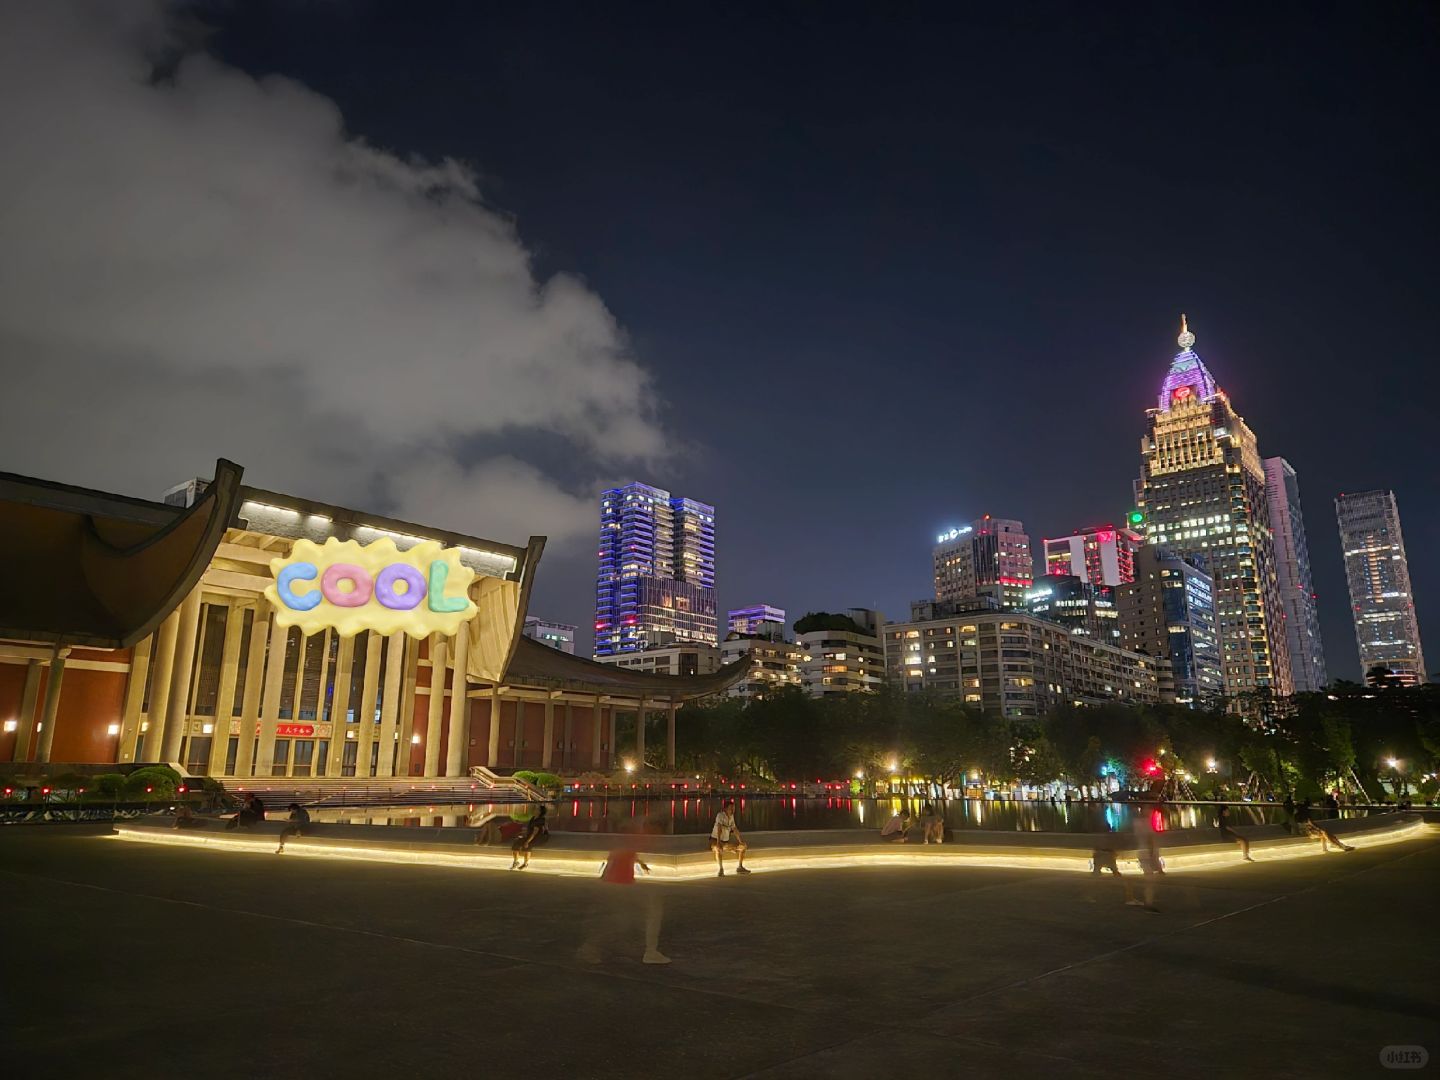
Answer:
[1,462,745,777]
[1137,318,1292,698]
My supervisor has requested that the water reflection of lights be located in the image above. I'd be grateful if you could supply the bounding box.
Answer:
[303,797,1378,836]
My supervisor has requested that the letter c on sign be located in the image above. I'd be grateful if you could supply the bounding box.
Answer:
[277,562,321,611]
[375,563,427,610]
[321,563,373,607]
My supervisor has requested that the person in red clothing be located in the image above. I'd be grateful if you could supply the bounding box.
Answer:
[576,824,669,965]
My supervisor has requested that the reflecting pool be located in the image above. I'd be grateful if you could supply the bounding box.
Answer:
[304,796,1361,834]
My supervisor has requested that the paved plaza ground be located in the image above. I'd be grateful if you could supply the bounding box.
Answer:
[3,824,1437,1079]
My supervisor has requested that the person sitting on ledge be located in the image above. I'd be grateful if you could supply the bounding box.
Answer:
[225,793,265,830]
[1091,847,1122,875]
[173,803,204,829]
[710,799,750,876]
[919,802,944,845]
[276,803,311,854]
[1295,799,1354,852]
[880,811,913,842]
[511,804,550,870]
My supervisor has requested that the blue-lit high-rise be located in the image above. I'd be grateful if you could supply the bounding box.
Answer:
[1117,545,1224,707]
[594,482,717,657]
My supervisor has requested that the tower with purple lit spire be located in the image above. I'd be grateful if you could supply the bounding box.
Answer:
[1137,316,1292,700]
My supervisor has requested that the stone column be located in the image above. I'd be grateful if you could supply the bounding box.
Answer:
[326,633,355,777]
[207,603,246,777]
[667,699,678,769]
[117,636,152,764]
[375,633,404,777]
[313,630,333,727]
[444,620,470,777]
[635,696,646,769]
[563,702,574,773]
[608,707,617,770]
[355,632,383,778]
[542,698,555,769]
[234,604,270,778]
[591,694,603,768]
[511,700,525,767]
[11,659,41,762]
[286,633,310,765]
[396,639,420,777]
[34,650,68,763]
[255,621,290,776]
[140,610,181,761]
[161,589,204,764]
[423,636,447,776]
[486,686,501,767]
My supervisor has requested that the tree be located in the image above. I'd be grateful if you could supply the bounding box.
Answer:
[1013,734,1064,787]
[792,611,868,635]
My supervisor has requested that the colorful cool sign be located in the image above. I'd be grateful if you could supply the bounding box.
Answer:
[265,537,477,638]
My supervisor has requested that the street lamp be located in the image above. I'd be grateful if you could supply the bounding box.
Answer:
[1386,757,1400,771]
[624,761,635,775]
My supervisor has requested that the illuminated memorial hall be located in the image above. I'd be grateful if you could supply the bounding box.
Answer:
[0,459,747,782]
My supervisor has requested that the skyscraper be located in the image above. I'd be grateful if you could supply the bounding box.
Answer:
[1137,316,1292,698]
[1335,489,1427,686]
[1118,546,1224,707]
[932,516,1033,609]
[1044,525,1142,587]
[1264,458,1328,692]
[933,525,975,604]
[594,482,717,657]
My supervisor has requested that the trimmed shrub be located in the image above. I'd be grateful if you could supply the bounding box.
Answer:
[92,773,126,798]
[47,772,90,796]
[513,770,564,794]
[123,765,182,798]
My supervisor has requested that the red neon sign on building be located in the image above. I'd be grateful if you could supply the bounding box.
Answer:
[274,723,314,738]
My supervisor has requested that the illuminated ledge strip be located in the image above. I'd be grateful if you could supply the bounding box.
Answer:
[106,821,1432,882]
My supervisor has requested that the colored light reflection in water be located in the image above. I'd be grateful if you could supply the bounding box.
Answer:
[302,797,1335,835]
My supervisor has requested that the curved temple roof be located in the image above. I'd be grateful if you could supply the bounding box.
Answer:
[499,635,751,701]
[0,459,244,648]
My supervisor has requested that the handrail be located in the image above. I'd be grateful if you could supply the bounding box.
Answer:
[469,766,548,802]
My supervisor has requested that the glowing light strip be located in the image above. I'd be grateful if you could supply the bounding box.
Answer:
[107,821,1432,882]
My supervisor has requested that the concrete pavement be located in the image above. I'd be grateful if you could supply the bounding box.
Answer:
[2,824,1436,1078]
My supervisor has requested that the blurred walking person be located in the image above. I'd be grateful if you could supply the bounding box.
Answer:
[576,821,669,965]
[1123,803,1163,913]
[1216,804,1253,862]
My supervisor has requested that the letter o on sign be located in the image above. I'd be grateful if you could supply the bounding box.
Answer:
[321,563,373,607]
[375,564,427,611]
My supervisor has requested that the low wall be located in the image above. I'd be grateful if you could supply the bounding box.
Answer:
[109,813,1430,881]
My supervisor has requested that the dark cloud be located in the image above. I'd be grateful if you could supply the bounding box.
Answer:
[0,1,663,546]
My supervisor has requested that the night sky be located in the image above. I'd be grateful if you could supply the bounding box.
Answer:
[10,2,1440,678]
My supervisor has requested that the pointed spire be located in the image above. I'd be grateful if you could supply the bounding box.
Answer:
[1177,313,1196,351]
